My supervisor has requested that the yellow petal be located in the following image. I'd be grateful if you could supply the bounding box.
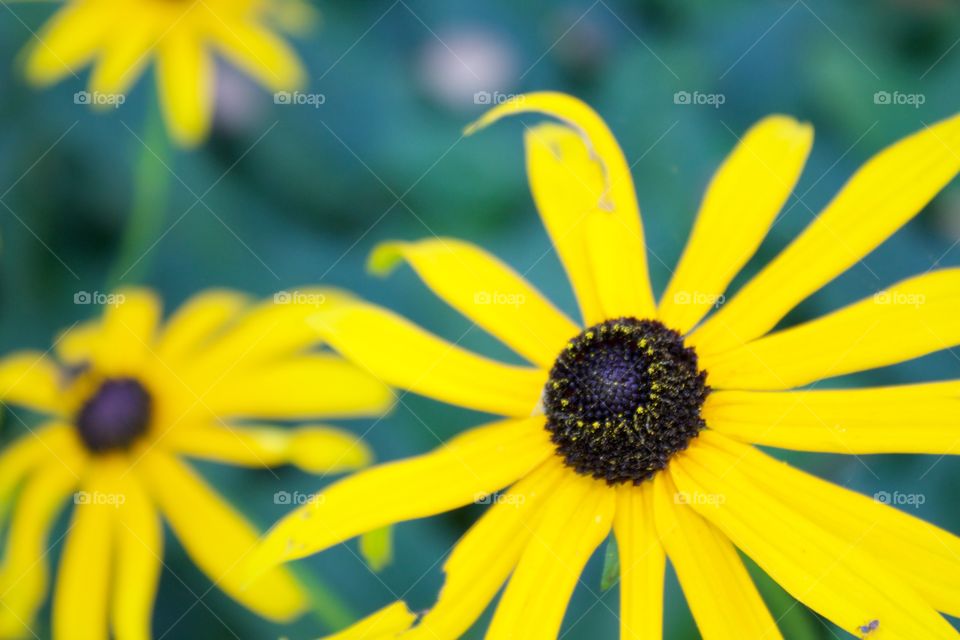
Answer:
[205,18,305,92]
[672,432,959,639]
[111,474,162,640]
[369,238,579,368]
[659,116,813,334]
[156,29,213,146]
[52,463,118,640]
[486,472,614,640]
[470,93,656,321]
[310,302,546,416]
[185,288,354,374]
[155,290,250,364]
[55,320,102,366]
[166,423,372,474]
[247,417,553,580]
[406,457,567,639]
[197,355,393,420]
[614,483,665,640]
[89,13,157,97]
[698,432,960,617]
[523,123,605,324]
[706,385,960,453]
[652,471,782,640]
[321,602,416,640]
[0,424,78,524]
[24,2,112,86]
[0,457,80,637]
[693,111,960,355]
[703,269,960,389]
[0,351,63,414]
[92,288,162,376]
[139,452,307,621]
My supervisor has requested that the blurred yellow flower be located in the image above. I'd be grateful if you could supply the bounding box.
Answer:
[23,0,314,145]
[0,287,392,639]
[249,94,960,638]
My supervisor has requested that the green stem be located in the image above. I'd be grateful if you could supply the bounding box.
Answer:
[107,98,170,288]
[290,564,358,631]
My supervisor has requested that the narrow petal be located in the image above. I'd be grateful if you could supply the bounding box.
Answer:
[156,29,214,146]
[0,457,80,637]
[322,602,416,640]
[703,269,960,390]
[697,432,960,617]
[369,238,579,368]
[205,18,305,91]
[24,2,112,85]
[487,472,615,639]
[311,302,546,416]
[470,93,656,321]
[139,452,307,622]
[706,386,960,453]
[652,472,782,640]
[659,116,813,334]
[92,288,162,376]
[672,432,959,639]
[693,111,960,355]
[89,14,157,97]
[406,458,567,639]
[197,355,393,420]
[0,351,63,414]
[246,417,553,580]
[165,423,372,474]
[614,483,665,640]
[184,288,354,373]
[0,424,78,523]
[112,475,162,640]
[155,290,250,364]
[524,123,605,324]
[52,463,117,640]
[55,320,102,366]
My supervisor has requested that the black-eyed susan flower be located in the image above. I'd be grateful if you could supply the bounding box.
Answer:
[250,93,960,639]
[22,0,314,145]
[0,287,392,639]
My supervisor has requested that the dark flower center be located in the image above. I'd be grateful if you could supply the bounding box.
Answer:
[543,318,709,485]
[75,378,152,453]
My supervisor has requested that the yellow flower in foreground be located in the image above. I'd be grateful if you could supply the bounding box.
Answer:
[251,93,960,639]
[0,287,391,639]
[23,0,314,145]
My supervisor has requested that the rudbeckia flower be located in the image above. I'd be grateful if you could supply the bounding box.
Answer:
[250,93,960,639]
[0,287,392,639]
[22,0,314,145]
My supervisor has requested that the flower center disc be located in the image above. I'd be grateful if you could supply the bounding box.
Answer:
[76,378,152,453]
[543,318,708,485]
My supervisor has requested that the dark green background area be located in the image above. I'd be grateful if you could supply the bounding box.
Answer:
[1,0,959,638]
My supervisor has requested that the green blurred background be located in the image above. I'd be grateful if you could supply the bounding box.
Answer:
[2,0,960,637]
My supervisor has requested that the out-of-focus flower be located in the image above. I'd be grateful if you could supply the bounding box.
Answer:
[250,93,960,639]
[23,0,316,146]
[0,287,392,639]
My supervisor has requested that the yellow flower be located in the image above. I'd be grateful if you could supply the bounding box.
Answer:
[0,287,392,639]
[249,93,960,639]
[23,0,314,145]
